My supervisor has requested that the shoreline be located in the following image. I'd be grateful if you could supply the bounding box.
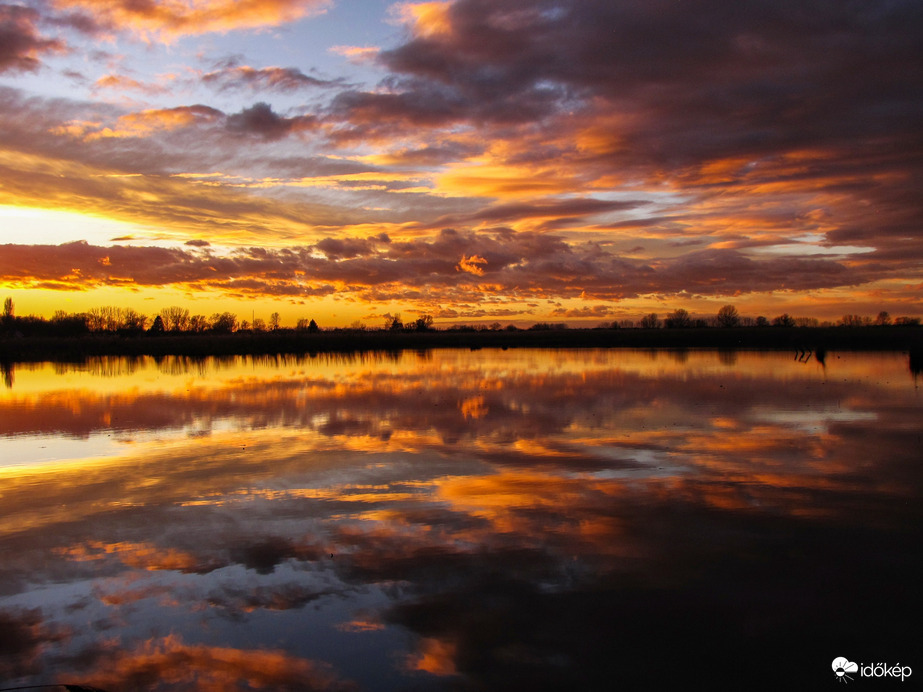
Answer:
[1,326,921,362]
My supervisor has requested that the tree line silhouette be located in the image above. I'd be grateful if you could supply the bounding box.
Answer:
[1,298,920,339]
[617,306,919,330]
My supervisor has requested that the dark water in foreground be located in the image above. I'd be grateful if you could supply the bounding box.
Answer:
[0,350,919,690]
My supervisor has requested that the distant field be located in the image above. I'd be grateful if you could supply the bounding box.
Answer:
[1,326,921,362]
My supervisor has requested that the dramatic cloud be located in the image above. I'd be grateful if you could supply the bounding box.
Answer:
[326,0,923,264]
[0,231,869,301]
[361,0,922,154]
[0,0,919,321]
[456,253,486,276]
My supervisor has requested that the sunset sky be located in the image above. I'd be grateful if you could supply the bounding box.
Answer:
[0,0,921,326]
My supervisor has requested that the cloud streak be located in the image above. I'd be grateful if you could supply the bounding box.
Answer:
[49,0,333,40]
[0,231,868,301]
[203,63,342,92]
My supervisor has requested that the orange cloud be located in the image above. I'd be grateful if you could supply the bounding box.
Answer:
[392,1,453,38]
[92,73,172,96]
[329,45,380,64]
[84,105,224,140]
[456,253,486,276]
[56,540,225,573]
[68,635,356,691]
[335,617,385,632]
[405,637,458,676]
[459,395,488,419]
[51,0,333,40]
[435,162,577,199]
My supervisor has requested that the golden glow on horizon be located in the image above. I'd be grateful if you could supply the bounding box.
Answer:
[1,282,919,327]
[0,205,153,246]
[0,149,341,245]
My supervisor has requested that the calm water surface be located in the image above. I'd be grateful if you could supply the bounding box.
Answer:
[0,349,920,690]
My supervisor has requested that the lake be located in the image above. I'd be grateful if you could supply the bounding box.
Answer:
[0,349,919,690]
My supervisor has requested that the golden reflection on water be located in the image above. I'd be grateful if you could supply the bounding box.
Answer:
[0,349,919,689]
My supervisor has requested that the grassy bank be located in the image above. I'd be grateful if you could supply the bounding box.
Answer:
[1,326,921,363]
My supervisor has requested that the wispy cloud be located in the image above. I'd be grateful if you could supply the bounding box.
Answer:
[203,63,342,92]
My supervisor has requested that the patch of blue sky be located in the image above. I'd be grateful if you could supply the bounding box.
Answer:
[752,233,875,256]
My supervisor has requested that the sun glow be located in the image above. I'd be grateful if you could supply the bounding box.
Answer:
[0,205,154,247]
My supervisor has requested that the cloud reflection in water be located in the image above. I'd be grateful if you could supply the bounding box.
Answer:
[0,350,919,689]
